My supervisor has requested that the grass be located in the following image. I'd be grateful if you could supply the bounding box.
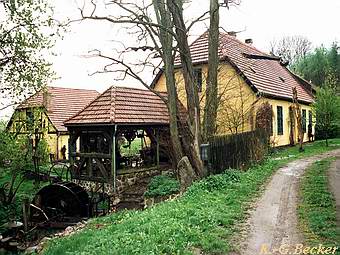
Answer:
[120,139,142,157]
[271,139,340,159]
[41,138,340,255]
[298,157,340,254]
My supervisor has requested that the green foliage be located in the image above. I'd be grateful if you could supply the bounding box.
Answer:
[36,138,50,164]
[313,86,340,144]
[144,175,180,198]
[0,168,44,233]
[298,158,340,254]
[0,0,62,104]
[43,139,340,255]
[0,120,7,132]
[187,170,241,193]
[294,43,340,89]
[120,139,142,157]
[0,131,28,171]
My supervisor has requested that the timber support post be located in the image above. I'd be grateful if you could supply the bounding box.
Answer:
[112,125,118,193]
[156,128,160,167]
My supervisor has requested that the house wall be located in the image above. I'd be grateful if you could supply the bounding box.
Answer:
[154,62,314,147]
[7,108,70,160]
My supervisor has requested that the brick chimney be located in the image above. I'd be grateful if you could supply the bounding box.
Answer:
[227,31,237,37]
[245,38,253,45]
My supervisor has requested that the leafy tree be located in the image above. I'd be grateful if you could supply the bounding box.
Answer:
[0,0,60,109]
[294,47,329,87]
[313,85,340,146]
[294,43,340,90]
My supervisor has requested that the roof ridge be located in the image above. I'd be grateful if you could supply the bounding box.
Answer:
[110,86,116,123]
[219,31,271,57]
[47,86,99,92]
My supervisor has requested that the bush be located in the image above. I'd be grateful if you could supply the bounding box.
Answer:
[188,169,241,193]
[144,175,180,198]
[315,123,340,140]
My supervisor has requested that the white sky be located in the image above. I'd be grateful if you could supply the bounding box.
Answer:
[1,0,339,119]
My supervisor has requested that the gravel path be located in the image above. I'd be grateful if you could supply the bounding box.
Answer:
[329,157,340,227]
[235,149,340,255]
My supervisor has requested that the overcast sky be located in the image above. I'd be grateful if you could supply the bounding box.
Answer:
[1,0,339,119]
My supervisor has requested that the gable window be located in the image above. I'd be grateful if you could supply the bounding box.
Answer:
[277,106,283,135]
[193,68,203,92]
[302,109,306,133]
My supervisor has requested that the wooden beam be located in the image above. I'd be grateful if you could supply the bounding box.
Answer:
[72,152,111,159]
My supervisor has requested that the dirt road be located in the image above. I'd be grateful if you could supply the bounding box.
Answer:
[236,149,340,255]
[329,157,340,226]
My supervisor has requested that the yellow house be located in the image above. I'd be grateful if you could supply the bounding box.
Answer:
[7,87,99,160]
[152,32,315,147]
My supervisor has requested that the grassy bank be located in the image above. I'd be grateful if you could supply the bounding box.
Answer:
[43,139,340,255]
[298,158,340,254]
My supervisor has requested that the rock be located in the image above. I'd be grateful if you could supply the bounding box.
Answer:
[8,241,19,246]
[177,156,196,191]
[26,246,38,254]
[3,221,23,229]
[40,237,51,243]
[1,236,12,243]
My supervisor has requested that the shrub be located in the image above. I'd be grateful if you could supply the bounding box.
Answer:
[315,123,340,140]
[187,169,241,194]
[144,175,180,198]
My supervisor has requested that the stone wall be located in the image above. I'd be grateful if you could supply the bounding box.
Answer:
[72,166,174,197]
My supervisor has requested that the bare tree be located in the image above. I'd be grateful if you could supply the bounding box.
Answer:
[202,0,220,142]
[76,0,215,181]
[270,36,312,66]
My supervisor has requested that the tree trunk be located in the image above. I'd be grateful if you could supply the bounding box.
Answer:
[203,0,220,142]
[292,87,304,152]
[153,0,184,164]
[167,0,204,177]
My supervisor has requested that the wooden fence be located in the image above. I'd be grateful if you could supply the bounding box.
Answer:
[208,129,269,174]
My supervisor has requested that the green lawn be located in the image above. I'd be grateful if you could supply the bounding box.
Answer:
[298,157,340,255]
[38,138,340,254]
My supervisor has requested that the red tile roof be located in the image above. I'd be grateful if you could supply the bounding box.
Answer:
[17,87,99,132]
[163,31,314,104]
[65,86,175,126]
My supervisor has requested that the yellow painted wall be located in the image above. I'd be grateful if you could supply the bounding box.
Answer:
[154,62,314,147]
[8,108,70,160]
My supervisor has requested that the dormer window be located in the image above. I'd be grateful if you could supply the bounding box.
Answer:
[193,68,203,92]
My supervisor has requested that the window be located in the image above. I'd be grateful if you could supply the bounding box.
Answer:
[26,110,34,130]
[302,109,306,133]
[277,106,283,135]
[193,68,202,92]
